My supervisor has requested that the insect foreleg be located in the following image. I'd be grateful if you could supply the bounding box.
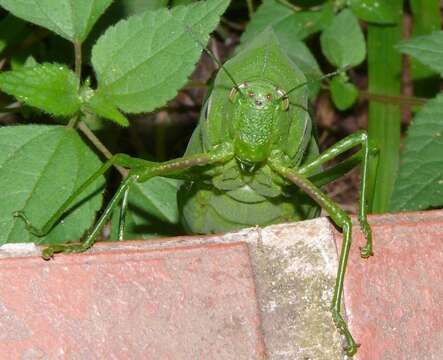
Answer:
[300,131,376,258]
[136,143,234,182]
[41,175,138,259]
[118,185,131,241]
[269,161,359,356]
[41,143,234,259]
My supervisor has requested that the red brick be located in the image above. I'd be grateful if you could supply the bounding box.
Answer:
[334,210,443,360]
[0,242,265,359]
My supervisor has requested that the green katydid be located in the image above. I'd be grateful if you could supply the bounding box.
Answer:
[14,29,375,356]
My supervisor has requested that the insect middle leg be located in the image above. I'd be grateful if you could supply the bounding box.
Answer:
[299,130,375,258]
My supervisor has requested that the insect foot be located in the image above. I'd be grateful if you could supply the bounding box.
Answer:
[359,219,374,258]
[41,243,88,260]
[360,244,373,259]
[331,308,359,356]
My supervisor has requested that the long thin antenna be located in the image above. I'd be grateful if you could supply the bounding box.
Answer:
[185,26,243,94]
[280,66,351,100]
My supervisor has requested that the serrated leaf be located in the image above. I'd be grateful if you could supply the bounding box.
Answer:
[320,9,366,68]
[348,0,397,24]
[330,75,358,110]
[0,125,104,245]
[390,94,443,211]
[92,0,229,114]
[0,63,81,116]
[396,31,443,76]
[85,90,129,126]
[110,177,181,240]
[241,0,334,44]
[0,0,112,42]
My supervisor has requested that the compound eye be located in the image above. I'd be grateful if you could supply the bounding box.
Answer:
[276,88,289,111]
[229,82,248,103]
[266,93,273,101]
[247,91,255,98]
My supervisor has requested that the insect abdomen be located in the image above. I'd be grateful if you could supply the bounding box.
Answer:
[178,181,319,234]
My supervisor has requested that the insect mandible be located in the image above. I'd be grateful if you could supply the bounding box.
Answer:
[15,29,375,356]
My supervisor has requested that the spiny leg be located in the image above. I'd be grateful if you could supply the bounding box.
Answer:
[269,160,359,356]
[299,131,376,258]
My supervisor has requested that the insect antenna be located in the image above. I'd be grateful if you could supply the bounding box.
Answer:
[279,66,351,101]
[185,26,244,96]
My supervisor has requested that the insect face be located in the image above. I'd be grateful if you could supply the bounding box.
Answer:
[229,80,287,166]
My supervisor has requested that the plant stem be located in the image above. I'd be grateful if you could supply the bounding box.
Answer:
[78,121,127,177]
[67,115,79,129]
[67,42,83,129]
[74,41,82,81]
[366,0,403,213]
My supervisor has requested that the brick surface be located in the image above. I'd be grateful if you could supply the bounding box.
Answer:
[2,210,441,359]
[0,242,265,359]
[334,210,443,360]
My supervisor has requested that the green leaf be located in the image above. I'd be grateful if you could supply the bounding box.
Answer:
[241,0,334,44]
[396,31,443,76]
[330,75,358,110]
[110,177,181,240]
[0,0,113,42]
[348,0,397,24]
[91,0,229,114]
[84,90,129,126]
[0,125,104,244]
[320,9,366,68]
[0,63,81,116]
[390,94,443,211]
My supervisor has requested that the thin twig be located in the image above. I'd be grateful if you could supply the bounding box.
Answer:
[74,41,82,81]
[78,121,128,177]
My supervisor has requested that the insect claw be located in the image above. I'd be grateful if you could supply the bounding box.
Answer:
[359,245,374,258]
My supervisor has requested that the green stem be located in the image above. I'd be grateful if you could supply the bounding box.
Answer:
[67,42,83,129]
[366,0,403,213]
[67,115,79,129]
[74,41,82,81]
